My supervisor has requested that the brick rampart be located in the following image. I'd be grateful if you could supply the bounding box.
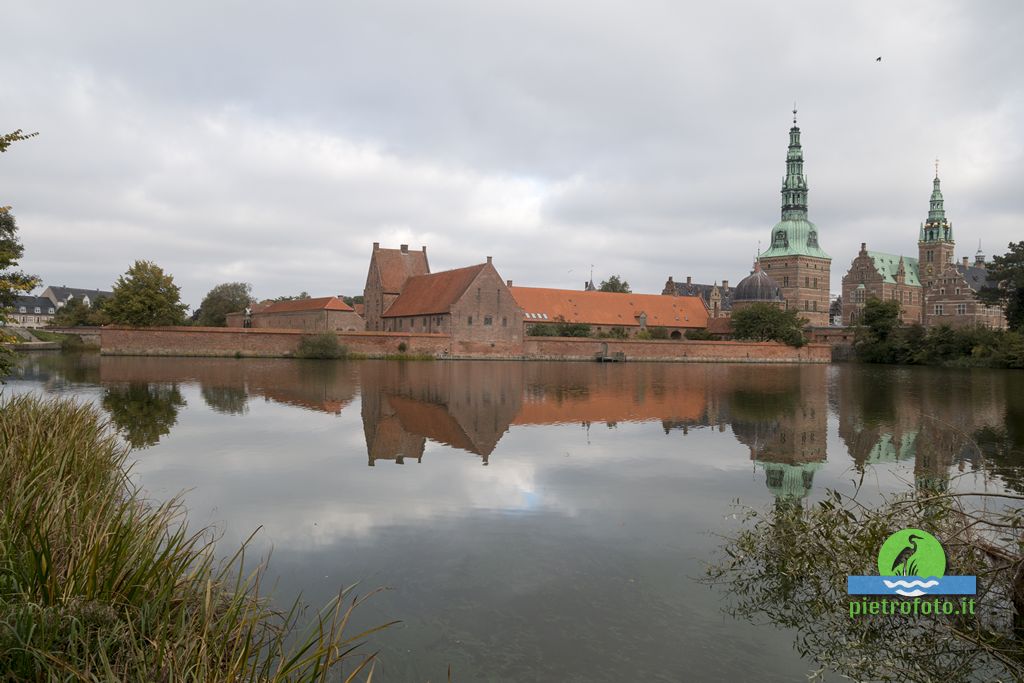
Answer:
[99,326,829,363]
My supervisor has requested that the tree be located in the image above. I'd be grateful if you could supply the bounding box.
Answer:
[49,296,111,327]
[0,129,38,154]
[852,298,904,363]
[978,241,1024,332]
[598,275,631,293]
[1,131,40,374]
[731,303,807,347]
[197,282,254,327]
[341,295,364,307]
[271,291,311,302]
[105,260,188,327]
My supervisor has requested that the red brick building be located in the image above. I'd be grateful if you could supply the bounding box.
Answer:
[510,287,708,338]
[226,296,364,331]
[362,243,430,331]
[381,258,524,346]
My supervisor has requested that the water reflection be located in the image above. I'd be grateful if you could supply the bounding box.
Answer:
[102,382,186,448]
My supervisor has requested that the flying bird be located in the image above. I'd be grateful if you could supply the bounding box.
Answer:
[876,56,882,62]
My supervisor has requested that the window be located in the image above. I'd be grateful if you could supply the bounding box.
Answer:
[467,316,473,325]
[939,287,945,295]
[805,276,809,288]
[18,306,26,313]
[955,288,960,295]
[48,308,54,314]
[956,303,967,315]
[484,315,493,326]
[502,317,508,327]
[812,300,817,311]
[934,304,944,316]
[34,307,40,314]
[783,276,789,287]
[804,300,809,311]
[813,277,818,289]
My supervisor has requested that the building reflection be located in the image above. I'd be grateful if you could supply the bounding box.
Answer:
[835,365,1014,491]
[725,366,828,500]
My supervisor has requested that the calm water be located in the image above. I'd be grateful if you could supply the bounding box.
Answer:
[5,354,1024,681]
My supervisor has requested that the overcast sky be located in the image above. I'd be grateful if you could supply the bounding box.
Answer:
[2,1,1021,308]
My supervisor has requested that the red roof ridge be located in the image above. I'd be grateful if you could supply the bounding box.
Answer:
[383,263,489,318]
[261,296,354,314]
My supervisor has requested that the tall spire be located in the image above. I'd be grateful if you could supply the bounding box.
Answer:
[780,107,808,221]
[920,160,952,242]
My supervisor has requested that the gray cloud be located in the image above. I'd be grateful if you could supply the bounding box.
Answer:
[1,0,1021,307]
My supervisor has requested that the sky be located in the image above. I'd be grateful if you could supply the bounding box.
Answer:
[1,1,1022,309]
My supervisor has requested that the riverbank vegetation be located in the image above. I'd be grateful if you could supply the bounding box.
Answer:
[730,303,807,347]
[0,394,391,681]
[855,298,1024,368]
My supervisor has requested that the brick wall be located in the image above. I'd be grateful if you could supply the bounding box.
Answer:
[524,337,830,363]
[448,263,524,345]
[761,254,831,326]
[100,326,829,362]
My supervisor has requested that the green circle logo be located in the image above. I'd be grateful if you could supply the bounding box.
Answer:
[877,528,946,578]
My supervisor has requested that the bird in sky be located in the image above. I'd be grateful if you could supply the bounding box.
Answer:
[876,56,882,62]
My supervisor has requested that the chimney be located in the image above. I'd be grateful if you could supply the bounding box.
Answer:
[722,279,729,289]
[962,256,969,267]
[506,279,513,287]
[686,276,692,285]
[860,242,866,254]
[422,245,427,253]
[372,241,380,250]
[486,256,492,264]
[400,244,408,253]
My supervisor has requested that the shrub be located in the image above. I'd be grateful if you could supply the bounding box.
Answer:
[685,328,715,341]
[397,341,408,352]
[294,333,347,359]
[732,303,807,347]
[647,327,670,340]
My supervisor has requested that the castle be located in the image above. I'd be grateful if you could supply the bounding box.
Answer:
[840,164,1006,329]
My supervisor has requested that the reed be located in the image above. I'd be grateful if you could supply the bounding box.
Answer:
[0,393,393,682]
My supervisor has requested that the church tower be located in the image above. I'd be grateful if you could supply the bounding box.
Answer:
[758,110,831,326]
[917,162,955,288]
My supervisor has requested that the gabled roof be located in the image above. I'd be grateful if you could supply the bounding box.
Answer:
[43,286,113,302]
[9,295,55,311]
[383,264,488,317]
[371,247,430,294]
[666,280,733,311]
[954,264,998,292]
[866,251,921,287]
[511,287,708,328]
[260,296,354,314]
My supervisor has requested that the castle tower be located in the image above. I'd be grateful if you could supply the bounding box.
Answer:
[917,162,955,288]
[758,109,831,326]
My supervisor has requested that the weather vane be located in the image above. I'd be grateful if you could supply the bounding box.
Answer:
[935,157,940,178]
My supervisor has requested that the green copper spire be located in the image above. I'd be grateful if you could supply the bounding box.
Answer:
[919,160,953,243]
[781,108,808,221]
[759,109,830,260]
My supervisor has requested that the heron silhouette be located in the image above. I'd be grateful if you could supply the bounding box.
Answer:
[891,534,922,576]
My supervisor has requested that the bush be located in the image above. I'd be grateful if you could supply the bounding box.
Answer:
[0,394,388,680]
[685,328,715,340]
[397,341,408,352]
[647,327,670,340]
[732,303,807,347]
[526,321,591,337]
[294,333,347,359]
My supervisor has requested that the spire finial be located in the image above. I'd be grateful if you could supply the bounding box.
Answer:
[792,103,797,125]
[935,157,940,179]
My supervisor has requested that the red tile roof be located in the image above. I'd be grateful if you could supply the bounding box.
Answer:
[382,264,487,317]
[372,247,430,294]
[510,287,708,328]
[260,296,354,314]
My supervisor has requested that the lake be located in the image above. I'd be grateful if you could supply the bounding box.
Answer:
[5,354,1023,681]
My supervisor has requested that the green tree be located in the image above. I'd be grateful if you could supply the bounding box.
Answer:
[731,303,807,347]
[105,260,188,327]
[49,296,111,327]
[1,130,40,374]
[341,295,364,307]
[978,241,1024,332]
[0,129,38,153]
[197,282,253,327]
[853,298,904,363]
[271,291,311,302]
[598,275,631,293]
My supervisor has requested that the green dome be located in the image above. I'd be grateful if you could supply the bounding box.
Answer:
[760,218,830,259]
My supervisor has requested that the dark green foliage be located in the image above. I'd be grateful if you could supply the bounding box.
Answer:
[646,327,670,340]
[0,209,40,374]
[685,328,715,340]
[341,295,364,307]
[594,326,629,339]
[855,299,1024,368]
[105,261,188,327]
[731,303,807,347]
[295,333,348,360]
[0,129,38,153]
[198,282,254,327]
[271,291,311,302]
[49,296,111,327]
[397,341,408,353]
[526,320,592,337]
[598,275,631,293]
[200,384,249,415]
[978,241,1024,332]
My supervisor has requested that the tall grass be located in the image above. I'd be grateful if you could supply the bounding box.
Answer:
[0,394,393,681]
